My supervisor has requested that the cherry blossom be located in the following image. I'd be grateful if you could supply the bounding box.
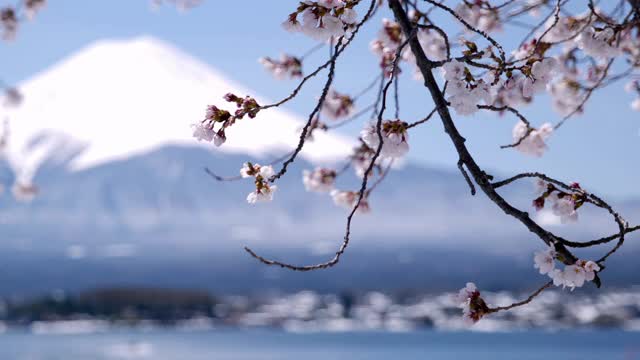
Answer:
[321,89,355,120]
[1,7,17,40]
[549,269,568,288]
[371,43,399,78]
[550,193,578,224]
[548,79,584,116]
[370,19,404,77]
[442,60,466,82]
[551,264,586,290]
[240,163,274,179]
[512,121,553,157]
[303,168,336,192]
[533,246,556,275]
[578,260,601,282]
[244,163,277,205]
[494,76,530,108]
[191,122,216,142]
[525,0,546,18]
[330,189,370,212]
[411,29,447,62]
[441,60,495,115]
[282,1,358,42]
[535,245,601,290]
[575,27,619,60]
[453,282,488,324]
[259,54,303,80]
[247,183,277,204]
[376,18,403,50]
[454,1,501,33]
[522,58,558,97]
[361,119,409,158]
[533,178,549,196]
[454,282,478,305]
[351,141,379,178]
[12,181,38,202]
[24,0,47,19]
[194,94,260,146]
[542,15,587,43]
[532,181,585,224]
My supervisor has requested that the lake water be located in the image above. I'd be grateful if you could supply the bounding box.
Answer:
[0,329,638,359]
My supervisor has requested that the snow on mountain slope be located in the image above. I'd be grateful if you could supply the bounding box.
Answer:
[0,36,353,175]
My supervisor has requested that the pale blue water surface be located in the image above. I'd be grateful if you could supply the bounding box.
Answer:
[0,329,638,359]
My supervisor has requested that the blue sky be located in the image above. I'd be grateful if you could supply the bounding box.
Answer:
[1,0,638,198]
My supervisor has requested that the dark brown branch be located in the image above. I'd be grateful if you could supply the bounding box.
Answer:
[477,104,533,149]
[269,42,341,182]
[489,171,629,263]
[204,168,242,182]
[406,107,436,129]
[423,0,506,64]
[204,150,296,182]
[457,160,476,196]
[488,281,553,313]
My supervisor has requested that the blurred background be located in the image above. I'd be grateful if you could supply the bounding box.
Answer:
[0,0,639,359]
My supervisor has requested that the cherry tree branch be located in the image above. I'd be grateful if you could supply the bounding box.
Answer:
[244,28,413,271]
[488,281,553,313]
[389,0,582,267]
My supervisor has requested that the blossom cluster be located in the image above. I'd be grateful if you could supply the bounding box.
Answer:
[330,189,370,213]
[303,168,337,192]
[370,19,403,77]
[453,283,489,324]
[441,6,638,120]
[11,181,38,202]
[301,166,370,213]
[240,162,277,204]
[533,180,585,224]
[442,60,492,115]
[321,88,355,120]
[192,93,260,147]
[512,121,553,157]
[511,39,549,61]
[534,246,601,290]
[259,54,303,80]
[369,18,448,77]
[1,0,46,40]
[302,139,392,212]
[361,119,409,158]
[350,140,380,178]
[282,0,359,42]
[454,1,501,33]
[0,7,17,40]
[575,27,619,61]
[490,57,558,112]
[548,78,585,116]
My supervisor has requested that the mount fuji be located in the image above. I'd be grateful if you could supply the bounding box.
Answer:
[1,36,353,174]
[0,37,638,295]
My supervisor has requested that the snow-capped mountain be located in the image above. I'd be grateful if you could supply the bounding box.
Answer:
[0,36,353,176]
[0,37,638,295]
